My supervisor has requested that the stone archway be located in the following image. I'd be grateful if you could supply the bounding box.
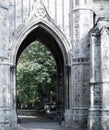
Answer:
[9,19,72,128]
[8,1,72,128]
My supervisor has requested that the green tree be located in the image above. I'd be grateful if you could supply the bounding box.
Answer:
[17,41,57,109]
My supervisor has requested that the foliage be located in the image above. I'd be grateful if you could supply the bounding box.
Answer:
[17,41,57,109]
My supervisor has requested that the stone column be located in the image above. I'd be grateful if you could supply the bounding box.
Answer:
[99,19,109,130]
[0,1,19,130]
[64,65,73,127]
[88,18,109,130]
[88,29,101,130]
[71,0,94,128]
[0,1,10,129]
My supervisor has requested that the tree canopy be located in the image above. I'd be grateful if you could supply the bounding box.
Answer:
[17,41,57,109]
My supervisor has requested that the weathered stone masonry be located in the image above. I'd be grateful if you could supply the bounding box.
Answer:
[0,0,109,130]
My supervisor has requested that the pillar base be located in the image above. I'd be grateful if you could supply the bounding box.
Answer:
[64,109,85,128]
[101,116,109,130]
[88,116,101,130]
[72,115,87,128]
[88,107,101,130]
[0,109,21,130]
[72,107,88,128]
[64,109,73,127]
[0,123,21,130]
[10,111,21,130]
[101,109,109,130]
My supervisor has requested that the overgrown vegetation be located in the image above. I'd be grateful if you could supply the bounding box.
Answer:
[17,41,57,110]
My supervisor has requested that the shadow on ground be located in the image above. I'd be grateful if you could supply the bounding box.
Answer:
[21,122,74,130]
[19,115,86,130]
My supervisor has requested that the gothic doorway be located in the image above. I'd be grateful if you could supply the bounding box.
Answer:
[10,20,71,126]
[16,40,58,123]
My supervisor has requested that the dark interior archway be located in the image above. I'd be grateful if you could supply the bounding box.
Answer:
[15,27,67,120]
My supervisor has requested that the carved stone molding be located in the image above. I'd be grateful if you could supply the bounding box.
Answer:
[27,0,50,23]
[35,7,46,18]
[72,58,90,65]
[34,0,47,18]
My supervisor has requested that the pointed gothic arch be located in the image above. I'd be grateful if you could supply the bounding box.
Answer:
[10,19,71,65]
[9,18,72,123]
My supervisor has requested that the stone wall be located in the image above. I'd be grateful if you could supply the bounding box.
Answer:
[71,0,94,127]
[1,0,109,129]
[9,0,70,41]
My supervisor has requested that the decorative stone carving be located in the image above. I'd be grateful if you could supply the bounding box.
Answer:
[27,0,49,22]
[34,0,46,18]
[35,7,46,18]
